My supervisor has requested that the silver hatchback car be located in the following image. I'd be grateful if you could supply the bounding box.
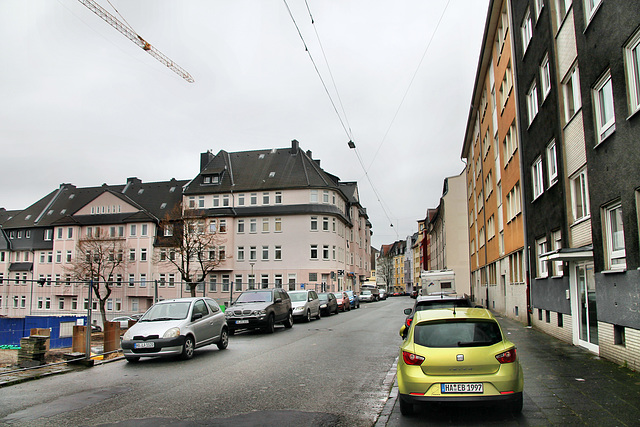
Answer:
[121,297,228,362]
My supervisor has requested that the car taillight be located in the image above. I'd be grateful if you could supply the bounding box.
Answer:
[496,348,517,363]
[402,351,425,366]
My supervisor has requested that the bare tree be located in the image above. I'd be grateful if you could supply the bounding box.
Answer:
[158,202,227,296]
[376,254,394,292]
[66,227,128,325]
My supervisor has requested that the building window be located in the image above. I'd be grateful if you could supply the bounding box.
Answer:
[584,0,602,22]
[237,219,244,233]
[546,140,558,185]
[323,190,329,203]
[532,157,544,199]
[624,28,640,115]
[275,192,282,204]
[262,246,269,261]
[323,245,329,260]
[250,193,257,205]
[237,246,245,261]
[235,275,243,291]
[527,81,539,124]
[604,202,626,270]
[164,224,173,237]
[140,248,147,261]
[250,246,257,261]
[238,194,245,205]
[262,218,269,233]
[562,65,581,123]
[141,224,148,236]
[536,237,548,278]
[593,71,615,144]
[540,54,551,100]
[263,193,269,205]
[44,229,53,241]
[310,190,318,203]
[250,219,257,233]
[310,216,318,231]
[571,169,590,222]
[521,9,533,54]
[274,245,282,260]
[534,0,544,18]
[322,217,329,231]
[219,219,227,233]
[274,218,282,232]
[503,122,518,161]
[310,245,318,260]
[551,229,563,277]
[129,249,136,261]
[555,0,571,26]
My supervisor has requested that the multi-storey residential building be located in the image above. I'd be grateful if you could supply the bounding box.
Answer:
[461,0,528,322]
[183,141,372,295]
[573,0,640,369]
[0,142,372,325]
[424,173,472,296]
[508,0,640,369]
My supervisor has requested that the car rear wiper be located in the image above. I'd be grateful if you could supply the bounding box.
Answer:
[457,341,495,347]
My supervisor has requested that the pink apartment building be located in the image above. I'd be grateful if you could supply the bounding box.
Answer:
[0,141,372,324]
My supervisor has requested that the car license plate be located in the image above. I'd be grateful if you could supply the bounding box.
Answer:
[441,383,483,393]
[236,320,249,324]
[134,342,155,349]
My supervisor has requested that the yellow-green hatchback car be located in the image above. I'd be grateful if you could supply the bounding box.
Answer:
[397,308,523,415]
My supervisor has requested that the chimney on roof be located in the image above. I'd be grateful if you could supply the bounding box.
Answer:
[291,139,299,155]
[127,177,142,185]
[201,151,214,171]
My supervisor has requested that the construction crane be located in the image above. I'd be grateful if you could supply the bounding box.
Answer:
[77,0,194,83]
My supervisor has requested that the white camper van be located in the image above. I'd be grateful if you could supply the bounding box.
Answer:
[420,269,455,295]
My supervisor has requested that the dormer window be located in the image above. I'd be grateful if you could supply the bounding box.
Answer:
[202,174,220,185]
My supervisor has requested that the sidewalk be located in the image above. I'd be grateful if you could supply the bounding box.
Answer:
[377,314,640,426]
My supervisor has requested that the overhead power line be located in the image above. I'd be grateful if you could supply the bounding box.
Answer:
[367,0,452,171]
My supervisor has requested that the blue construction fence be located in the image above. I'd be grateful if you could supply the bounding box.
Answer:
[0,316,87,348]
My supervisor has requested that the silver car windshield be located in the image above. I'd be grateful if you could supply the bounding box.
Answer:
[140,302,191,321]
[236,291,273,303]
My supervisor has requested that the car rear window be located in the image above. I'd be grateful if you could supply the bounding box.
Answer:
[289,292,308,302]
[413,320,502,348]
[415,299,472,311]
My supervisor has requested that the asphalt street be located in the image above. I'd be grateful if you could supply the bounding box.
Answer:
[1,297,639,426]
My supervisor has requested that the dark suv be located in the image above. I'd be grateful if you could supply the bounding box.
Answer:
[225,288,293,334]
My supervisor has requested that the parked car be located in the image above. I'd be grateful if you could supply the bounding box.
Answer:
[289,290,321,322]
[110,316,134,329]
[318,292,339,316]
[345,290,360,309]
[225,288,293,334]
[403,293,473,328]
[359,289,375,302]
[397,308,523,415]
[334,291,350,312]
[121,297,228,362]
[378,288,388,300]
[360,284,380,301]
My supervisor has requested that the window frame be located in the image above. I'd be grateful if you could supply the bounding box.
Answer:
[603,201,626,270]
[570,169,590,222]
[592,70,616,144]
[527,81,539,125]
[624,28,640,115]
[521,9,533,54]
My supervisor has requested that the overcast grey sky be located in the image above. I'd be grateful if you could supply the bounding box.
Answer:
[0,0,489,249]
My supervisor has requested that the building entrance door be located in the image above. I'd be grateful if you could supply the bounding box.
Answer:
[572,262,598,352]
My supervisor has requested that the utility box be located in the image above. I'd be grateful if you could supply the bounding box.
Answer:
[72,325,88,354]
[420,270,456,295]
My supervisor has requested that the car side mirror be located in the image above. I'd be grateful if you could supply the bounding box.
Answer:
[399,325,407,339]
[192,312,203,321]
[403,308,412,315]
[275,297,283,303]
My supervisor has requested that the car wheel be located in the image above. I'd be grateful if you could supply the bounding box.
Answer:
[305,310,311,323]
[284,312,294,328]
[508,393,523,413]
[125,356,140,363]
[399,398,414,416]
[217,328,229,350]
[181,335,195,360]
[264,313,275,333]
